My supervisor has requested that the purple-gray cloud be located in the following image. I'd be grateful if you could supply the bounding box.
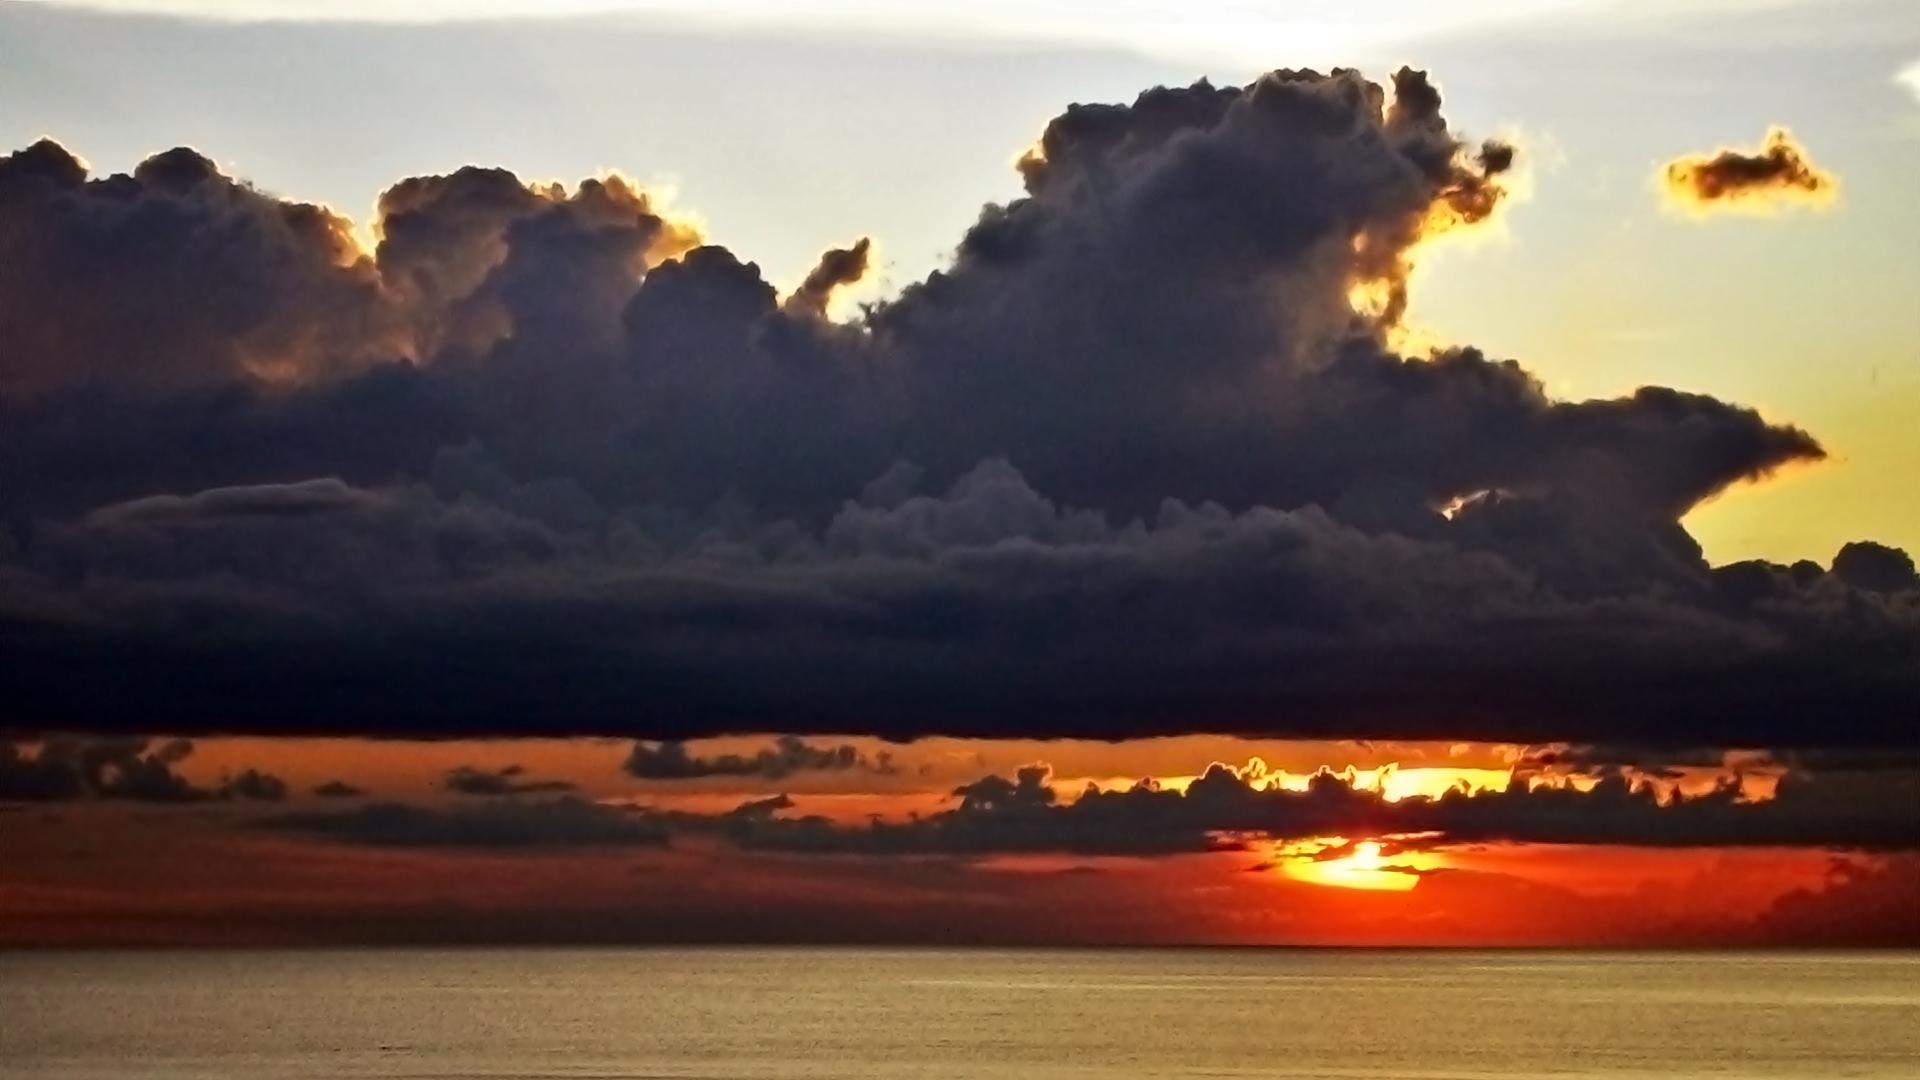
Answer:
[0,67,1910,750]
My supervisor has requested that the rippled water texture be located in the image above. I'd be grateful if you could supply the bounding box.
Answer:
[4,949,1917,1079]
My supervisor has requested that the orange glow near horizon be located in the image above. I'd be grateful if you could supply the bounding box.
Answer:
[1276,837,1445,892]
[1261,764,1513,801]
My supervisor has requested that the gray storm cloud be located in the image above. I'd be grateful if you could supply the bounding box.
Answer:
[260,759,1920,857]
[0,66,1910,747]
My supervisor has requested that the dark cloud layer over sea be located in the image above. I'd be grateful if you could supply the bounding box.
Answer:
[0,67,1914,747]
[254,758,1919,858]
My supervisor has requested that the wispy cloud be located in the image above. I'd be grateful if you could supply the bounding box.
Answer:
[1899,60,1920,106]
[7,2,1650,66]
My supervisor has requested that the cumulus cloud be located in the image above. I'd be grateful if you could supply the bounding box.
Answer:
[374,164,701,358]
[625,736,896,781]
[1832,540,1918,594]
[716,761,1920,857]
[262,758,1917,856]
[217,768,290,802]
[0,141,393,398]
[1662,127,1838,213]
[1899,61,1920,106]
[0,66,1907,749]
[312,779,366,798]
[0,738,286,803]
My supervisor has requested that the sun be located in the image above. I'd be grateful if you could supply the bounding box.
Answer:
[1277,838,1439,892]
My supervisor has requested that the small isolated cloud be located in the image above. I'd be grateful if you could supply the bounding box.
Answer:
[443,763,576,797]
[1662,127,1837,214]
[1900,61,1920,106]
[217,768,289,803]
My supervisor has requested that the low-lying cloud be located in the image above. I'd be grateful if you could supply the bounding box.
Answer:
[626,736,895,781]
[262,757,1920,857]
[0,738,286,803]
[443,764,577,797]
[724,762,1918,856]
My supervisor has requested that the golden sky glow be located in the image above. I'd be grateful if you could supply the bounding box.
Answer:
[8,732,1895,947]
[1276,838,1444,892]
[1,0,1916,953]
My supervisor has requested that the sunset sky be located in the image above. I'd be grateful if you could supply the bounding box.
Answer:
[1,0,1916,947]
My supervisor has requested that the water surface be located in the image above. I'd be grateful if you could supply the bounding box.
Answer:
[3,949,1916,1079]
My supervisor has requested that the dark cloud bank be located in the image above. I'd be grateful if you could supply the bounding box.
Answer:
[0,737,285,803]
[260,758,1919,858]
[625,735,897,780]
[0,67,1914,748]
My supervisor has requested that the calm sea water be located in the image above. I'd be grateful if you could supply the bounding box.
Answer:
[2,949,1916,1079]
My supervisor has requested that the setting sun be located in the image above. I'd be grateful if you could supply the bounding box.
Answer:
[1279,838,1445,892]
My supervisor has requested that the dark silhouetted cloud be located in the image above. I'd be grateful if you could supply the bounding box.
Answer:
[2,459,1910,746]
[1752,855,1920,946]
[312,779,366,798]
[1662,128,1837,213]
[0,67,1908,749]
[0,738,286,803]
[784,237,873,317]
[717,761,1920,857]
[260,758,1918,856]
[625,736,894,781]
[443,764,577,796]
[0,141,394,399]
[1832,540,1919,594]
[216,768,290,803]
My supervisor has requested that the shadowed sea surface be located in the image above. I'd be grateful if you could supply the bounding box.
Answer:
[2,949,1917,1079]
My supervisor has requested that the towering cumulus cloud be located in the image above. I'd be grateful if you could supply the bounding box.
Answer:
[1662,127,1838,214]
[0,68,1911,746]
[0,141,393,397]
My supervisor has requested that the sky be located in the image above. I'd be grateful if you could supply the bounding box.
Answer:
[0,0,1916,947]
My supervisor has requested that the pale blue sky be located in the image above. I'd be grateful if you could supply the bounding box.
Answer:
[3,0,1916,562]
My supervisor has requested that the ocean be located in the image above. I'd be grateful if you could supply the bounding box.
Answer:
[2,949,1915,1079]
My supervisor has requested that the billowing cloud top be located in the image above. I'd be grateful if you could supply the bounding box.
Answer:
[0,68,1911,747]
